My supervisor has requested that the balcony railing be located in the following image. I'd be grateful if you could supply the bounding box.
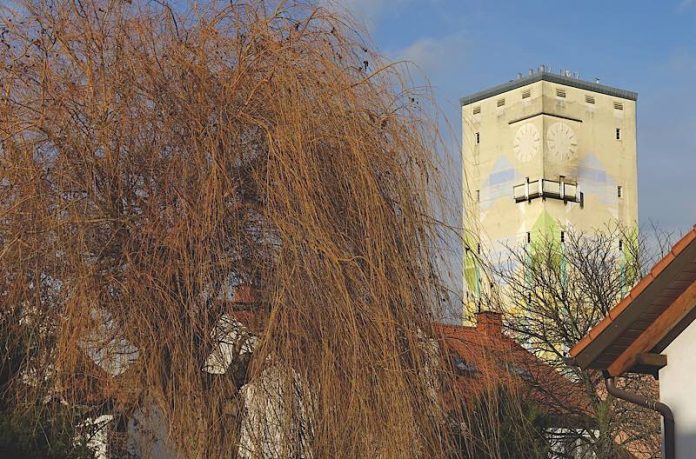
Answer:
[513,178,580,204]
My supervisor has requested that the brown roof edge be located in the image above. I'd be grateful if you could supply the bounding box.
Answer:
[570,225,696,359]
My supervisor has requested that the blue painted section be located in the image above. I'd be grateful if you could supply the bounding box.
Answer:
[481,156,519,209]
[578,153,617,208]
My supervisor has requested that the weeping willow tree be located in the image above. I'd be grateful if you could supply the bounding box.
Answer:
[0,1,463,457]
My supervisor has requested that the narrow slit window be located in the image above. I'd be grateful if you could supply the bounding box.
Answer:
[585,95,595,104]
[526,232,531,244]
[614,102,624,111]
[616,128,622,140]
[477,243,481,255]
[619,240,624,251]
[522,89,531,99]
[475,132,480,144]
[617,186,623,198]
[497,98,506,107]
[476,190,480,202]
[556,88,566,98]
[560,231,565,243]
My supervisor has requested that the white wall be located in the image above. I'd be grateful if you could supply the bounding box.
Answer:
[660,319,696,459]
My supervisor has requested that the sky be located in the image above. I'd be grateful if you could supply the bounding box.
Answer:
[330,0,696,236]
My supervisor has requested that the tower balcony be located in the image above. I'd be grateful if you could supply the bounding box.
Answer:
[513,178,581,204]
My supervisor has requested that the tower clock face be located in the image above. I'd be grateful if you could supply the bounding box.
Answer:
[513,124,540,162]
[547,122,577,161]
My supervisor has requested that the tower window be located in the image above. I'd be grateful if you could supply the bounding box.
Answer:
[526,232,531,244]
[616,128,622,140]
[614,102,624,111]
[556,88,566,98]
[617,186,623,198]
[522,89,531,99]
[619,240,624,251]
[585,95,595,104]
[473,106,481,115]
[475,132,480,144]
[477,243,481,255]
[497,98,506,107]
[476,189,480,202]
[560,231,565,243]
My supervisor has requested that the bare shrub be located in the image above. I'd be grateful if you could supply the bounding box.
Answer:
[483,226,662,457]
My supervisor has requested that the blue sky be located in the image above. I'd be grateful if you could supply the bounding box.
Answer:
[331,0,696,235]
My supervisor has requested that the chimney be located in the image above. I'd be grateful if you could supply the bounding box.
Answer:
[476,311,503,335]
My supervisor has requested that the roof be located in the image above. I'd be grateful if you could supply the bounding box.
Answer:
[460,71,638,106]
[435,316,592,428]
[570,225,696,377]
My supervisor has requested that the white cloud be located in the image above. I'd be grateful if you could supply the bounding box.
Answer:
[679,0,695,11]
[391,33,468,78]
[318,0,398,30]
[318,0,418,32]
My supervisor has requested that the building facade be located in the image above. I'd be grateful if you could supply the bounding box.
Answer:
[462,69,639,313]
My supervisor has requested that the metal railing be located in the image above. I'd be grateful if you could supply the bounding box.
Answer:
[513,178,580,203]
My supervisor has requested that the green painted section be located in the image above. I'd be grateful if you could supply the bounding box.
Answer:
[463,232,481,296]
[531,209,560,240]
[620,225,640,295]
[528,210,562,268]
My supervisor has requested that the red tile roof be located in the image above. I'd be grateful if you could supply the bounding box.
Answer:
[435,314,592,427]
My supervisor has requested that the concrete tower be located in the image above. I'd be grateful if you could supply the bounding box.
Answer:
[461,69,638,313]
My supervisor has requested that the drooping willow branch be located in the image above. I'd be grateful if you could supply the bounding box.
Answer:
[0,1,461,457]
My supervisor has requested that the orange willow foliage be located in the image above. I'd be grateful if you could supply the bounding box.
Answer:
[0,1,460,457]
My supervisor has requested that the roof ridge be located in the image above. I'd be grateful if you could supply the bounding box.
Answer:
[460,71,638,106]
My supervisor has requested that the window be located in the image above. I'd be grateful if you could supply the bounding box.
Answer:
[614,102,624,111]
[616,128,622,140]
[617,186,623,198]
[619,240,624,251]
[476,189,480,202]
[476,243,481,255]
[585,95,595,104]
[560,231,565,243]
[526,232,531,244]
[556,88,566,98]
[497,98,506,107]
[473,105,481,115]
[522,89,531,99]
[475,132,480,144]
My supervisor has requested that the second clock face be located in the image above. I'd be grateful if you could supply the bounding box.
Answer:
[547,122,577,161]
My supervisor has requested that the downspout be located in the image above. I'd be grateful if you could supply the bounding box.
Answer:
[605,377,675,459]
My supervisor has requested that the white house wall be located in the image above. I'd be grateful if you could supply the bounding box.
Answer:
[660,318,696,459]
